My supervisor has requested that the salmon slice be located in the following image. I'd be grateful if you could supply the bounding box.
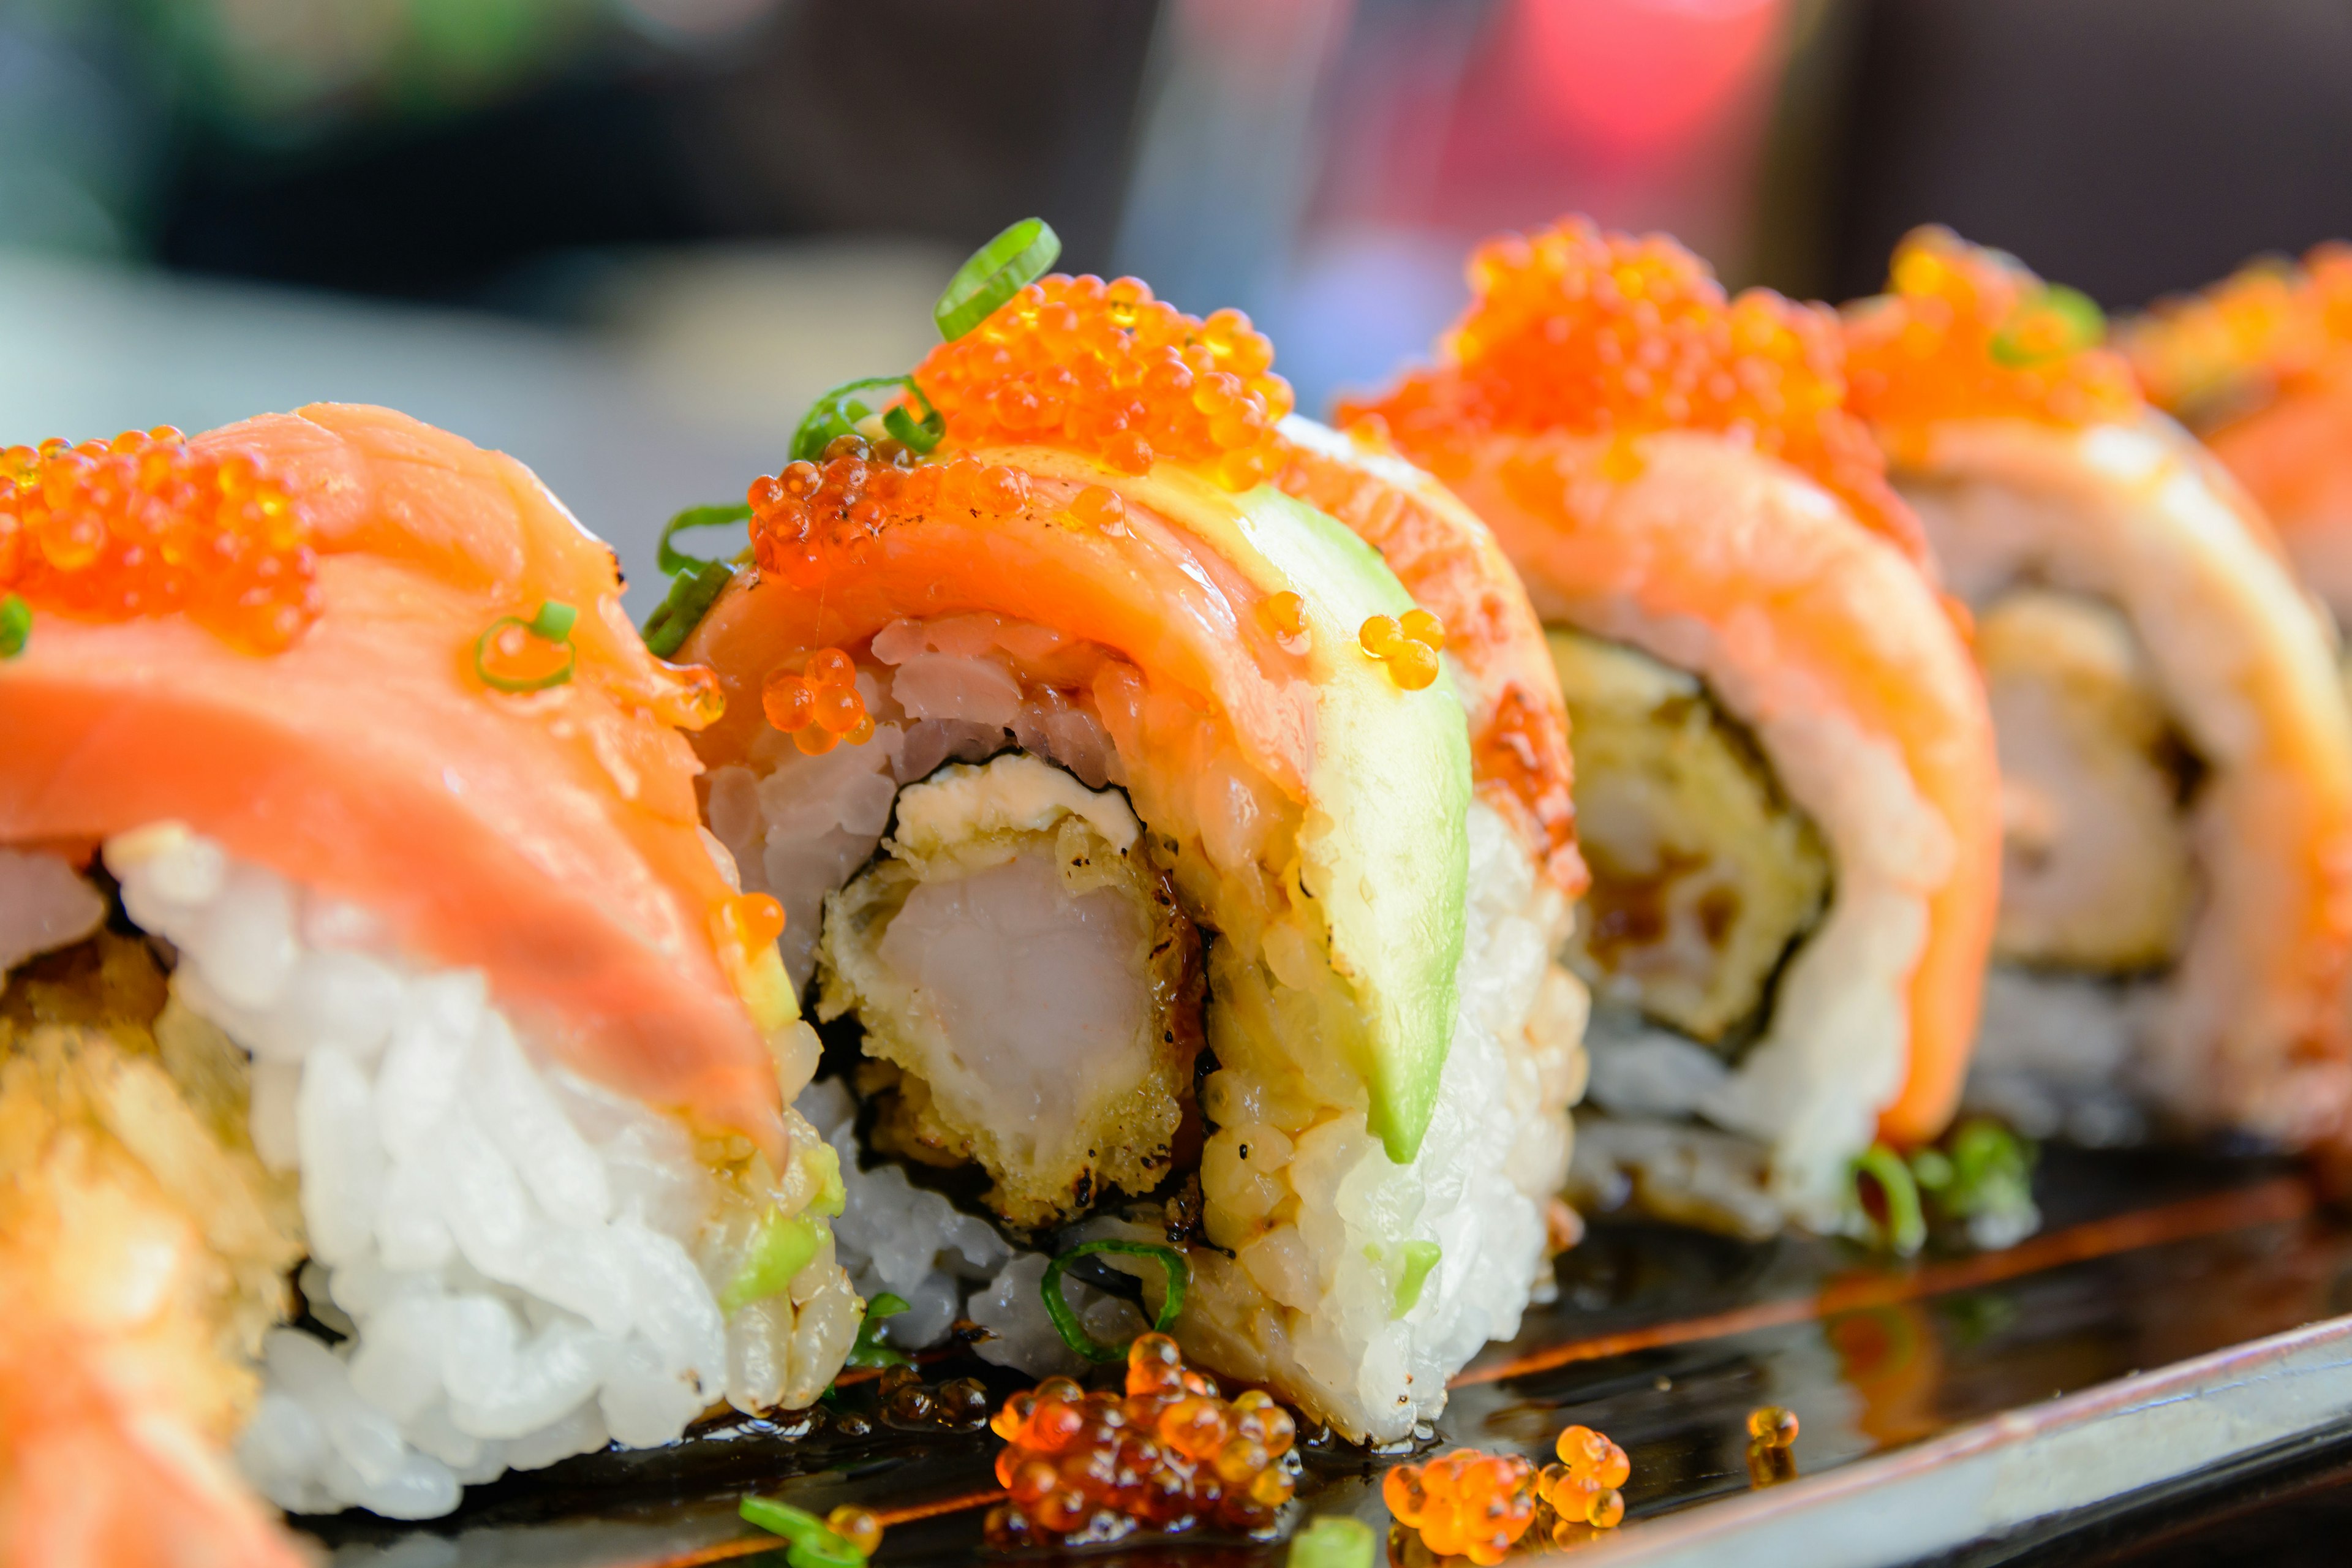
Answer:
[1434,429,2002,1144]
[0,404,786,1155]
[1343,219,2001,1156]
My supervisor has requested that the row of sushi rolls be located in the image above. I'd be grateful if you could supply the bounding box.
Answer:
[7,208,2352,1566]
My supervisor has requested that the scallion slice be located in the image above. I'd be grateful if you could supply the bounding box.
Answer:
[1990,284,2105,368]
[1853,1143,1927,1257]
[1040,1239,1188,1363]
[657,502,752,575]
[881,378,945,454]
[0,594,28,658]
[639,501,750,658]
[933,218,1062,341]
[475,598,578,692]
[739,1496,867,1567]
[845,1291,912,1370]
[790,376,914,463]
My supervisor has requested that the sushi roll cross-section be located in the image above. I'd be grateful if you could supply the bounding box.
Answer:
[1341,219,2005,1245]
[674,238,1589,1444]
[0,410,854,1542]
[1845,228,2352,1155]
[2125,244,2352,627]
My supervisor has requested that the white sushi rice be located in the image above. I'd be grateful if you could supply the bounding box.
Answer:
[97,823,856,1521]
[709,615,1586,1442]
[1175,799,1582,1441]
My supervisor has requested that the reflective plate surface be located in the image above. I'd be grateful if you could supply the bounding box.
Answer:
[296,1149,2352,1567]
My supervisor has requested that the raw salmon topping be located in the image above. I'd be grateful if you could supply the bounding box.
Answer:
[2123,243,2352,419]
[0,428,320,654]
[912,274,1297,491]
[748,439,1034,579]
[1338,217,1912,554]
[1844,227,2143,433]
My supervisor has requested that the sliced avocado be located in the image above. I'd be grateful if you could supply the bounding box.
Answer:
[979,448,1471,1163]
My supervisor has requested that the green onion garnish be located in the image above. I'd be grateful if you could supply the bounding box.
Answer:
[845,1292,913,1370]
[739,1496,867,1567]
[1041,1240,1188,1363]
[789,376,943,464]
[933,217,1062,342]
[639,502,750,658]
[1990,284,2106,368]
[475,599,578,693]
[1390,1239,1442,1320]
[1289,1515,1377,1568]
[0,594,29,659]
[1852,1143,1926,1257]
[656,502,752,576]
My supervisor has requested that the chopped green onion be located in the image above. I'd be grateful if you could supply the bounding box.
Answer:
[739,1496,867,1567]
[640,564,733,659]
[1040,1240,1188,1363]
[527,600,576,641]
[474,599,578,693]
[881,385,945,454]
[933,218,1062,341]
[790,376,917,464]
[1289,1515,1377,1568]
[641,502,750,658]
[720,1209,823,1314]
[1390,1239,1442,1320]
[657,502,752,576]
[1990,284,2106,367]
[0,594,29,659]
[845,1292,912,1370]
[1853,1144,1926,1257]
[1932,1118,2038,1235]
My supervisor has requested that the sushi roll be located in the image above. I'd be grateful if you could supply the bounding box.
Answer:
[0,408,849,1532]
[675,249,1588,1443]
[2124,245,2352,626]
[1337,219,2004,1242]
[1844,228,2352,1152]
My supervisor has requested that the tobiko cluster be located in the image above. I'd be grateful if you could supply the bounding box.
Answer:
[984,1333,1300,1549]
[0,428,320,654]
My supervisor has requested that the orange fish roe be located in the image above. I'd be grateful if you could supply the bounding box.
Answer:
[1358,609,1445,690]
[2124,243,2352,420]
[0,427,321,654]
[1337,217,1918,559]
[984,1333,1300,1550]
[911,274,1297,492]
[1843,227,2143,436]
[1746,1405,1800,1447]
[761,644,873,755]
[1533,1429,1627,1542]
[1382,1449,1539,1565]
[747,436,1030,583]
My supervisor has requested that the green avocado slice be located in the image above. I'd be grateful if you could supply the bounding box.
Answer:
[978,448,1471,1163]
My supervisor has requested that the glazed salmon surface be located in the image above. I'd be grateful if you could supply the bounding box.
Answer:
[0,405,782,1153]
[688,454,1317,793]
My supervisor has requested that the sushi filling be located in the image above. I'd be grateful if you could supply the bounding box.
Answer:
[1964,588,2203,1145]
[704,611,1585,1439]
[817,755,1206,1231]
[1,830,856,1522]
[1548,628,1831,1049]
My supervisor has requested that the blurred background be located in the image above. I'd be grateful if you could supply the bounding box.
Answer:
[7,0,2352,608]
